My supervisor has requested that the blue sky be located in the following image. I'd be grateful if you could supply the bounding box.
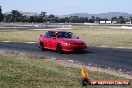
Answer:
[0,0,131,15]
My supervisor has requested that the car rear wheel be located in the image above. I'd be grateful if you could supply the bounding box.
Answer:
[56,44,63,54]
[40,42,45,51]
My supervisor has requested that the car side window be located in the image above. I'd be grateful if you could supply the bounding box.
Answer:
[44,32,51,38]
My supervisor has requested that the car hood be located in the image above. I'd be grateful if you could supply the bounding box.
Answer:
[59,38,85,43]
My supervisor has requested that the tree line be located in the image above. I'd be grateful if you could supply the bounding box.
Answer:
[0,6,132,24]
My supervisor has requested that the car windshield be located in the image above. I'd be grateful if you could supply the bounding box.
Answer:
[57,32,77,39]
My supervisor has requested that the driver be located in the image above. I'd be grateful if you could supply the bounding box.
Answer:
[51,32,56,37]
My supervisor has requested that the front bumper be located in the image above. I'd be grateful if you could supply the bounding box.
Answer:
[62,45,87,52]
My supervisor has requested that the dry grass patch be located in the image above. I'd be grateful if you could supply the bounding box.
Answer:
[0,26,132,47]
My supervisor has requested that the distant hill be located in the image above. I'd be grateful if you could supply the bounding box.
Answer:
[19,11,39,16]
[65,12,132,18]
[4,11,39,16]
[4,11,132,18]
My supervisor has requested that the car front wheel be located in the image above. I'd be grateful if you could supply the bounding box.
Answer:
[56,44,63,54]
[83,48,88,53]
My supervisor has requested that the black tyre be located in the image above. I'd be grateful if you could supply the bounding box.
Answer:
[82,48,88,53]
[56,44,63,54]
[81,78,91,86]
[80,48,87,54]
[39,42,45,51]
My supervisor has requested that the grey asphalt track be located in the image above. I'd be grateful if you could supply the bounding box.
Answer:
[0,42,132,73]
[0,23,71,30]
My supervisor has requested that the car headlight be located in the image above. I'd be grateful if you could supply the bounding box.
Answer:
[65,43,70,46]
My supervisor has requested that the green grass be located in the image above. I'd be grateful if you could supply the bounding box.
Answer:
[0,50,131,88]
[0,26,132,48]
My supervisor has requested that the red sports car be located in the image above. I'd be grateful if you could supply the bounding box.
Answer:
[38,30,87,53]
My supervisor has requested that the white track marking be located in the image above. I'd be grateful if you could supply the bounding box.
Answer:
[1,41,36,44]
[99,46,132,49]
[2,41,12,42]
[109,26,132,29]
[30,29,53,31]
[29,28,72,31]
[25,42,36,44]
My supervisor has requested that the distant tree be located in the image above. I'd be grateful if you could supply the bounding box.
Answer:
[0,6,4,22]
[3,14,12,22]
[36,16,43,23]
[69,16,81,23]
[104,18,108,21]
[95,17,100,21]
[40,12,46,17]
[84,17,89,23]
[21,15,29,22]
[129,17,132,22]
[89,16,95,23]
[56,18,63,23]
[55,17,59,22]
[48,14,55,19]
[91,16,95,20]
[64,17,70,23]
[37,12,47,23]
[76,17,88,23]
[118,16,125,24]
[11,10,23,22]
[48,14,56,23]
[29,16,37,23]
[111,17,118,21]
[88,19,94,23]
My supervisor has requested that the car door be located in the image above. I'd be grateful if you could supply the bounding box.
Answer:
[50,32,58,50]
[43,31,52,48]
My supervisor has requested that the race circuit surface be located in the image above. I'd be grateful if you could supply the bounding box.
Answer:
[0,42,132,72]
